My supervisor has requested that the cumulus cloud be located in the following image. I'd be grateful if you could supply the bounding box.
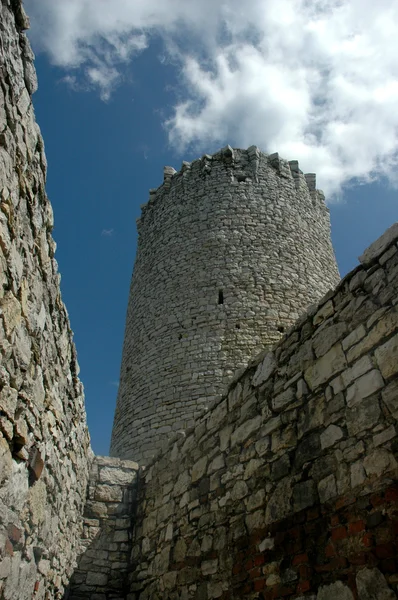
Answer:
[26,0,398,195]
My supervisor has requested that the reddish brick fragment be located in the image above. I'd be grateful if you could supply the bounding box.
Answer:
[348,552,368,565]
[362,532,373,548]
[330,514,340,527]
[332,526,347,541]
[335,496,356,510]
[254,554,265,567]
[385,486,398,503]
[254,579,266,591]
[325,543,336,558]
[348,520,365,535]
[7,524,21,543]
[379,558,397,573]
[292,553,308,566]
[297,580,311,594]
[375,542,395,559]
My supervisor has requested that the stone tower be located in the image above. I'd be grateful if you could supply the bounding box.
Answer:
[110,146,340,463]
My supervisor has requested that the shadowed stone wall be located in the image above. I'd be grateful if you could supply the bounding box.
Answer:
[111,148,340,464]
[0,2,92,598]
[129,224,398,600]
[67,457,138,600]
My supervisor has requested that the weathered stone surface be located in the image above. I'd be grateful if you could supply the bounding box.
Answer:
[253,352,276,386]
[320,424,343,449]
[111,146,340,464]
[304,344,347,390]
[359,222,398,266]
[317,581,354,600]
[0,3,92,598]
[375,333,398,379]
[356,567,396,600]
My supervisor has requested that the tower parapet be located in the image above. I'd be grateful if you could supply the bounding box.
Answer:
[111,147,340,464]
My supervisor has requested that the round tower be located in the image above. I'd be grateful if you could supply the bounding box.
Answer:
[111,146,340,463]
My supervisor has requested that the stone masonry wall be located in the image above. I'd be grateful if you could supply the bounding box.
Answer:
[0,2,92,598]
[68,457,139,600]
[129,223,398,600]
[111,147,340,464]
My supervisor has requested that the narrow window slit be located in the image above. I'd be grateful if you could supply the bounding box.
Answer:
[218,290,224,305]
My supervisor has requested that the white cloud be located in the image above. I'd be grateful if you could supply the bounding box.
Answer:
[26,0,398,196]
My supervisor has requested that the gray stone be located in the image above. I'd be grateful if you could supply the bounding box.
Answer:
[317,581,354,600]
[318,474,337,503]
[320,424,343,449]
[356,567,396,600]
[346,369,384,407]
[304,344,347,390]
[293,480,317,511]
[253,352,276,387]
[346,396,381,437]
[375,333,398,379]
[230,415,262,447]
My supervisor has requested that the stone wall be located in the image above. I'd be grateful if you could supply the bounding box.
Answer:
[129,224,398,600]
[111,147,340,464]
[68,457,138,600]
[0,2,92,598]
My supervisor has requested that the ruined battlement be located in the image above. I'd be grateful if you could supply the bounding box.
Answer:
[137,147,327,231]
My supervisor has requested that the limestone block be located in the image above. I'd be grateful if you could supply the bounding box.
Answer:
[99,467,137,486]
[375,333,398,379]
[304,344,346,390]
[313,322,347,357]
[346,369,384,407]
[317,581,354,600]
[94,485,123,503]
[382,379,398,418]
[346,396,381,437]
[359,222,398,266]
[293,480,317,511]
[0,435,12,484]
[356,567,396,600]
[318,474,337,503]
[350,460,366,488]
[363,448,397,478]
[230,415,262,447]
[191,456,207,482]
[320,424,343,449]
[252,352,276,386]
[265,476,293,524]
[347,308,398,363]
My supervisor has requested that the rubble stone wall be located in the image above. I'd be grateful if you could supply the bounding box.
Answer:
[68,457,139,600]
[129,224,398,600]
[0,2,92,598]
[111,148,340,465]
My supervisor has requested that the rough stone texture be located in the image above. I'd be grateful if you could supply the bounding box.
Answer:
[111,148,340,464]
[129,227,398,600]
[67,456,138,600]
[0,2,92,598]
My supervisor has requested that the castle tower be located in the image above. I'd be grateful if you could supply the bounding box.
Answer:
[111,147,340,463]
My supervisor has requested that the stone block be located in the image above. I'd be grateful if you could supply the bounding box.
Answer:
[95,485,123,503]
[293,480,317,512]
[346,396,381,437]
[320,424,343,449]
[356,567,396,600]
[375,333,398,379]
[230,415,262,447]
[382,379,398,418]
[346,369,384,407]
[317,581,354,600]
[304,343,347,390]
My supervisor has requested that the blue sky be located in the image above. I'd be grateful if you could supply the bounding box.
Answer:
[26,0,398,455]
